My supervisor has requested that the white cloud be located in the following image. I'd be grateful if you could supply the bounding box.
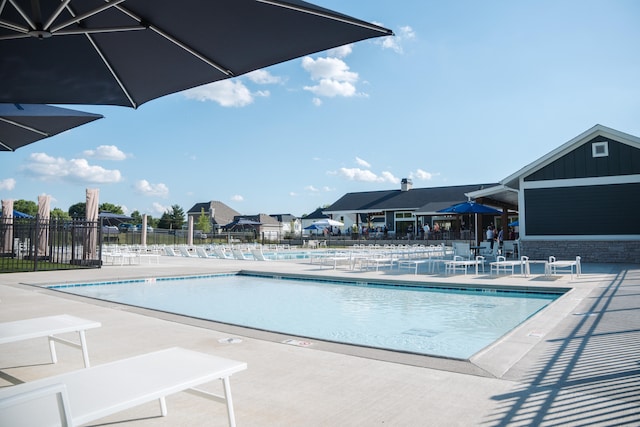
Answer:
[377,25,416,54]
[305,185,319,192]
[302,57,358,82]
[301,55,366,100]
[322,186,333,192]
[246,69,282,84]
[231,194,244,202]
[312,97,322,106]
[380,171,400,184]
[289,191,298,197]
[410,169,434,181]
[152,202,170,215]
[333,167,399,184]
[134,180,169,197]
[0,178,16,190]
[21,153,122,184]
[326,44,353,58]
[355,157,371,168]
[304,79,356,98]
[183,80,256,107]
[82,145,127,160]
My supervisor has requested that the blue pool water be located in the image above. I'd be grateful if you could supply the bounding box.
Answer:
[50,274,561,359]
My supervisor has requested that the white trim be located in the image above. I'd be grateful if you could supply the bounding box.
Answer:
[522,235,640,241]
[501,124,640,189]
[522,174,640,189]
[592,141,609,157]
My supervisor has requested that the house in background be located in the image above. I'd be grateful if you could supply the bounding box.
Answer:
[324,180,502,238]
[187,200,240,235]
[468,124,640,263]
[301,207,331,235]
[228,213,283,240]
[270,213,301,237]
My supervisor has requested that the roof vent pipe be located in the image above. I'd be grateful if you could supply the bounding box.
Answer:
[401,178,413,191]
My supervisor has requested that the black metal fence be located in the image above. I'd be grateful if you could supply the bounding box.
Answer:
[0,218,101,273]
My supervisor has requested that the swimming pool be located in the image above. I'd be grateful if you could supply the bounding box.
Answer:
[49,274,562,359]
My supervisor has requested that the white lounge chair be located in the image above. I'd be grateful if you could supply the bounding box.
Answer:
[490,255,529,276]
[547,256,582,279]
[445,255,485,275]
[178,245,198,258]
[0,347,246,427]
[164,246,178,256]
[250,247,271,261]
[0,314,101,368]
[232,248,251,260]
[212,246,234,260]
[195,246,215,259]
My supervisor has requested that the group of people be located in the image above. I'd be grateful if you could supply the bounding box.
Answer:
[486,224,517,248]
[406,222,443,240]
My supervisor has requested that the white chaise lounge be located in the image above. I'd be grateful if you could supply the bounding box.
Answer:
[0,347,247,427]
[0,314,101,368]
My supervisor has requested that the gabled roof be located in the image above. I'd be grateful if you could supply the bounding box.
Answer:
[270,213,298,223]
[304,207,330,220]
[502,124,640,189]
[324,184,498,214]
[187,200,240,227]
[238,213,281,227]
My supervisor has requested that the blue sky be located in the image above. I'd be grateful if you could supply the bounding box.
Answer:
[2,0,639,218]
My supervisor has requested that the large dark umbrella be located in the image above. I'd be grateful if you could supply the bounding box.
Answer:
[0,103,103,151]
[438,201,502,246]
[0,0,393,108]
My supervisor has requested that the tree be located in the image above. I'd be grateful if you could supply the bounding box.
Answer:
[51,208,71,221]
[13,199,37,216]
[157,204,185,230]
[99,202,124,215]
[68,202,85,218]
[69,201,124,218]
[196,208,211,233]
[130,210,142,225]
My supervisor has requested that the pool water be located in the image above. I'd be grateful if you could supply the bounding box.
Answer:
[50,274,560,359]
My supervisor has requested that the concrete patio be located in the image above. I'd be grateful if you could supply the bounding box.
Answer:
[1,254,638,426]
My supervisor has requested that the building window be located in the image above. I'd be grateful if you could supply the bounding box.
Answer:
[592,141,608,158]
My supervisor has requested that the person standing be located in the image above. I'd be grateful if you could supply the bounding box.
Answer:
[486,224,495,249]
[423,223,430,240]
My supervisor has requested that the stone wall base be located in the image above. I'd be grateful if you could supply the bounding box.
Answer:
[520,240,640,263]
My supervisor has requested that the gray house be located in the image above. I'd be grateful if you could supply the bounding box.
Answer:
[468,124,640,262]
[324,180,500,237]
[187,200,240,233]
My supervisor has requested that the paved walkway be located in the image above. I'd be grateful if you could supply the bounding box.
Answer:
[1,255,638,426]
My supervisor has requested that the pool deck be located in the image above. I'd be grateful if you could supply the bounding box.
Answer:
[1,255,639,426]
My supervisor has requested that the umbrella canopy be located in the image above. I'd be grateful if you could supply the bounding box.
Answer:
[0,103,103,151]
[5,210,34,218]
[304,224,323,230]
[0,0,393,108]
[311,218,344,227]
[437,201,502,215]
[508,220,519,227]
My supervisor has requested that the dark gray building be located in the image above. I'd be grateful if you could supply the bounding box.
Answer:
[469,124,640,262]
